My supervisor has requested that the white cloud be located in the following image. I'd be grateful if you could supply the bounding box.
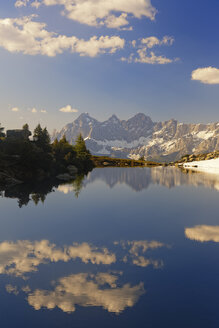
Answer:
[0,15,125,57]
[26,272,144,314]
[141,36,174,48]
[104,13,129,29]
[128,240,165,256]
[24,0,156,29]
[116,240,166,268]
[68,242,116,265]
[31,107,37,113]
[135,50,174,64]
[40,109,47,113]
[185,225,219,242]
[121,36,176,64]
[11,107,19,112]
[31,0,41,8]
[191,67,219,85]
[131,40,136,48]
[0,240,115,277]
[15,0,29,7]
[6,284,19,295]
[132,256,162,268]
[59,105,78,113]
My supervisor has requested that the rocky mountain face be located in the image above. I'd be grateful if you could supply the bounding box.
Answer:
[52,113,219,162]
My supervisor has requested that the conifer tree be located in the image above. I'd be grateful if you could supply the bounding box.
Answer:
[22,123,29,131]
[0,123,5,138]
[33,124,50,151]
[74,134,90,155]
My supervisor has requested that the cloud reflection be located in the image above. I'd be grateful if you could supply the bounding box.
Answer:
[26,272,145,314]
[0,240,115,277]
[3,239,168,314]
[185,225,219,243]
[116,240,166,268]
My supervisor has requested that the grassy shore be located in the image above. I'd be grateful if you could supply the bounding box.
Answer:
[91,156,163,168]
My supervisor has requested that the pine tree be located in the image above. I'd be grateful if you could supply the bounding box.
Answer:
[60,135,67,144]
[33,124,50,151]
[74,134,90,155]
[22,123,29,131]
[0,123,5,138]
[22,123,31,139]
[74,134,93,171]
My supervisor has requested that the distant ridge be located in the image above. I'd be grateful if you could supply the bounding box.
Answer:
[52,113,219,162]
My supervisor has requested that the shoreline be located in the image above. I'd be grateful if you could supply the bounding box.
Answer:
[182,158,219,175]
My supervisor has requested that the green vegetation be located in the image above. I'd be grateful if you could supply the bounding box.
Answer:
[0,122,163,190]
[174,151,219,166]
[92,156,162,168]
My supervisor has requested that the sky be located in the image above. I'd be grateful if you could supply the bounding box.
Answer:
[0,0,218,132]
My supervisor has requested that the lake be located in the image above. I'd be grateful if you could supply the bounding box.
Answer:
[1,167,219,328]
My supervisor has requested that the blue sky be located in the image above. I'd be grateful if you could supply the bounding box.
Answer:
[0,0,218,132]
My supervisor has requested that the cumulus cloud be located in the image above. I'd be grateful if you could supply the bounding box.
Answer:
[31,0,41,8]
[0,15,125,57]
[117,240,166,268]
[185,225,219,242]
[68,242,116,265]
[121,36,176,64]
[11,107,19,112]
[15,0,29,7]
[6,284,19,295]
[128,240,165,256]
[0,240,115,277]
[40,109,47,113]
[132,256,162,268]
[26,272,144,314]
[20,0,157,29]
[59,105,78,113]
[191,67,219,85]
[141,36,174,48]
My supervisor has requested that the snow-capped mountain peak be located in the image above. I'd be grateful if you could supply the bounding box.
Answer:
[52,113,219,162]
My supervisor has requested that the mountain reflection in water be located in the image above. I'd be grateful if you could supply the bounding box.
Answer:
[1,166,219,327]
[1,167,218,207]
[67,167,219,194]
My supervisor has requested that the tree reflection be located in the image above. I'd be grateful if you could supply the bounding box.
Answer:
[1,174,86,207]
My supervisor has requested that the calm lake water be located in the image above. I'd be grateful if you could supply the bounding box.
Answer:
[1,167,219,328]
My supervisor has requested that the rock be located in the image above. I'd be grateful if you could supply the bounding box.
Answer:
[67,165,78,175]
[56,173,74,181]
[103,162,110,166]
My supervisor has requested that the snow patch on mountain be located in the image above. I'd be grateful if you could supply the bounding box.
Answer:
[52,113,219,162]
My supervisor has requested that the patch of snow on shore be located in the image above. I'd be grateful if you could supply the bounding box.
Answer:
[183,158,219,174]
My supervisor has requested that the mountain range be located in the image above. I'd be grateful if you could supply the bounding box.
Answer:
[52,113,219,162]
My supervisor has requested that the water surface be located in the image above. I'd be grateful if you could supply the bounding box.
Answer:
[1,167,219,328]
